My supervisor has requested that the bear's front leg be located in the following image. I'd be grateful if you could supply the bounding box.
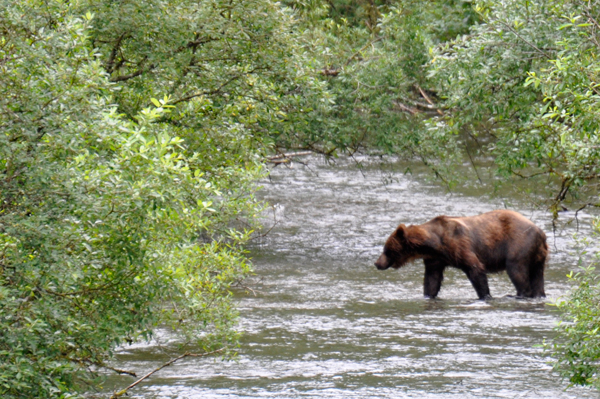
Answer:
[424,260,446,299]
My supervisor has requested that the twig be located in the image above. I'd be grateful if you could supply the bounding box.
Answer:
[574,203,600,232]
[110,348,225,398]
[413,150,452,191]
[467,130,484,152]
[233,279,263,296]
[110,69,146,82]
[248,205,282,240]
[266,158,289,165]
[349,152,366,178]
[171,71,253,105]
[242,284,258,296]
[394,96,443,114]
[344,37,382,67]
[415,84,443,115]
[496,20,552,59]
[511,170,550,179]
[464,141,483,185]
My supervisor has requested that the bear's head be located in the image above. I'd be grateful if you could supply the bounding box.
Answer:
[374,224,427,270]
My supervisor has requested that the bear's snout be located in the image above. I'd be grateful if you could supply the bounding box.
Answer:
[375,254,390,270]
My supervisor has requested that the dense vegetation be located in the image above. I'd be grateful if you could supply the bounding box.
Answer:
[1,0,599,396]
[0,0,325,396]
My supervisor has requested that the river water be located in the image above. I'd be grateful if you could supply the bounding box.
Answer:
[102,156,598,398]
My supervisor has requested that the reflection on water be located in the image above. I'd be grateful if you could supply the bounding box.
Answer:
[102,156,597,398]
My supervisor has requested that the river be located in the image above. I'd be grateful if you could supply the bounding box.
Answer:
[102,156,598,398]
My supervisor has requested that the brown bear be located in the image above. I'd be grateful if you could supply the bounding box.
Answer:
[374,210,548,299]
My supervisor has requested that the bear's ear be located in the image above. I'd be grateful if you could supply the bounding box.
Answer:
[394,224,407,241]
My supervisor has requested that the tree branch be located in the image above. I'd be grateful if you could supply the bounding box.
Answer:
[574,202,600,231]
[105,32,128,74]
[109,67,149,82]
[393,100,418,115]
[267,151,313,164]
[110,348,225,399]
[415,84,443,115]
[172,73,246,105]
[496,20,552,59]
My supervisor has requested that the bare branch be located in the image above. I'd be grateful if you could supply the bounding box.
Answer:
[109,68,147,82]
[393,100,418,115]
[110,348,225,399]
[555,177,572,202]
[96,363,137,377]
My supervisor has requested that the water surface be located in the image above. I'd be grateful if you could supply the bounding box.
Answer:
[103,157,597,398]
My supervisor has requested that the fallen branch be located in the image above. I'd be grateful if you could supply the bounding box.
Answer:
[393,101,418,115]
[109,348,225,399]
[101,365,137,378]
[415,84,443,115]
[267,151,313,162]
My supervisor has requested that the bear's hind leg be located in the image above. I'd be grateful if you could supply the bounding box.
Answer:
[528,259,546,298]
[506,261,532,298]
[424,260,446,298]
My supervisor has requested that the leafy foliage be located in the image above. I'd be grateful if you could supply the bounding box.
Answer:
[282,1,477,184]
[429,0,600,209]
[0,0,326,396]
[426,0,600,389]
[81,0,329,157]
[294,1,600,389]
[4,0,600,395]
[551,262,600,389]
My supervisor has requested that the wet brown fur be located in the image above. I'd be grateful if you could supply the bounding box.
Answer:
[374,210,548,299]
